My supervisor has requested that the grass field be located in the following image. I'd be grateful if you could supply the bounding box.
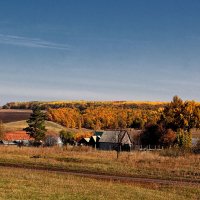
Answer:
[0,167,199,200]
[3,120,65,134]
[0,146,199,182]
[3,120,92,136]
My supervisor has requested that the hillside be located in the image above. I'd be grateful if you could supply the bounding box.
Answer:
[3,120,92,139]
[4,120,69,134]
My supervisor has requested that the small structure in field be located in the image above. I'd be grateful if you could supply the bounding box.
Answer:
[98,130,132,151]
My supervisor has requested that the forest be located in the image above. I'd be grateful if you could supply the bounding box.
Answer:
[2,100,165,130]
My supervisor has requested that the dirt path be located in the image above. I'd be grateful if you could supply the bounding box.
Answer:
[0,162,199,186]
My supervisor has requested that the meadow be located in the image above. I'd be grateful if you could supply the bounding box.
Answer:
[0,105,200,199]
[0,146,199,183]
[0,167,199,200]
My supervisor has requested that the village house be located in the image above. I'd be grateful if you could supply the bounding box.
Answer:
[98,130,132,151]
[0,131,32,146]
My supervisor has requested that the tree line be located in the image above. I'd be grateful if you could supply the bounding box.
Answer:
[47,107,161,130]
[2,100,166,111]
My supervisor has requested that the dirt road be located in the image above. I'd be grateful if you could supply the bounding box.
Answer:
[0,162,199,186]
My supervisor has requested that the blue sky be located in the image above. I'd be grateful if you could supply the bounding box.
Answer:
[0,0,200,105]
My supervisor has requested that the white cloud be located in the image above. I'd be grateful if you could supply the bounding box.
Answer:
[0,34,70,50]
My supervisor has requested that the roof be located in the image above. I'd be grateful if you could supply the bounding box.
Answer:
[90,135,101,142]
[99,130,131,144]
[127,129,142,142]
[94,131,104,137]
[79,137,90,143]
[4,131,32,141]
[84,138,90,142]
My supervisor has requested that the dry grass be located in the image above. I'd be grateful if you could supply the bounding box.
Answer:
[0,146,199,182]
[4,120,65,134]
[0,167,199,200]
[4,120,91,136]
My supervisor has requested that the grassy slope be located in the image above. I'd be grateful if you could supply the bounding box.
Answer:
[0,167,199,200]
[4,120,91,135]
[4,120,65,134]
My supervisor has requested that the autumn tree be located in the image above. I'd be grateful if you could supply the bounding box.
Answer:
[0,121,5,140]
[47,104,161,130]
[160,96,200,148]
[159,128,176,147]
[59,130,75,145]
[24,106,47,145]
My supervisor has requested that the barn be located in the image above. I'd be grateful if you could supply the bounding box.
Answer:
[98,130,132,151]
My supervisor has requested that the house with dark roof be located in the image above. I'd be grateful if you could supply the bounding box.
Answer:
[98,130,132,151]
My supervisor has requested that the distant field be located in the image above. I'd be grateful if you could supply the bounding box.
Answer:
[0,167,199,200]
[0,109,31,123]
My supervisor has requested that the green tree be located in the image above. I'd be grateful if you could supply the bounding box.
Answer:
[59,130,75,145]
[24,106,47,144]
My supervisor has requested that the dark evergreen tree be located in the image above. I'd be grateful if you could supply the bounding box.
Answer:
[24,106,47,144]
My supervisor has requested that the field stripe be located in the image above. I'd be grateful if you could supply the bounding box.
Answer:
[0,162,199,186]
